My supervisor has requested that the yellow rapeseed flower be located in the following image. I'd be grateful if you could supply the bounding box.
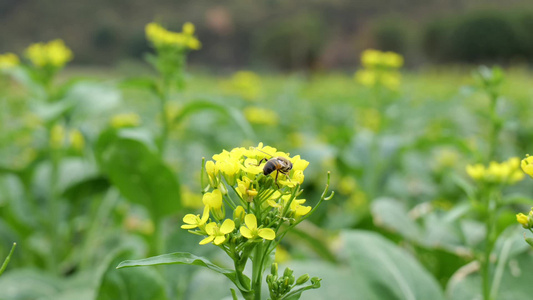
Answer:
[26,39,72,68]
[49,124,65,149]
[221,71,262,101]
[145,22,201,50]
[182,206,210,229]
[466,157,524,184]
[0,53,20,69]
[110,113,141,128]
[516,213,529,228]
[361,49,382,68]
[202,190,225,220]
[521,154,533,178]
[69,129,85,152]
[244,106,279,126]
[240,214,275,240]
[200,219,235,245]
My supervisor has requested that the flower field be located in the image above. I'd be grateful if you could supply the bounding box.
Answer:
[2,22,533,300]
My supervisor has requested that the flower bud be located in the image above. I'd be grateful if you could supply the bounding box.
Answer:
[310,277,322,288]
[296,274,309,285]
[271,263,278,275]
[283,267,293,278]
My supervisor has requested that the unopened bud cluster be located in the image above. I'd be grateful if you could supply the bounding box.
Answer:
[266,263,320,300]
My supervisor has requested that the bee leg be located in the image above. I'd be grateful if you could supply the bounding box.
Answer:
[280,170,291,182]
[255,158,267,166]
[275,171,280,189]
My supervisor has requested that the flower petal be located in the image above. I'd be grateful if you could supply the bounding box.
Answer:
[183,214,198,224]
[199,236,214,245]
[214,235,226,245]
[205,222,217,235]
[200,206,210,223]
[181,224,197,229]
[244,214,257,230]
[240,226,253,239]
[258,228,276,240]
[220,219,235,234]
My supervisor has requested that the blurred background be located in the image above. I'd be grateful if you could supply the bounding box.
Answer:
[2,0,533,71]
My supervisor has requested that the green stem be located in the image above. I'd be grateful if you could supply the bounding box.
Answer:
[481,189,497,300]
[252,242,264,300]
[157,79,170,156]
[48,145,61,274]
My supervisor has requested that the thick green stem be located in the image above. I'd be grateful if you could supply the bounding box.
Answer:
[252,243,264,300]
[47,146,61,274]
[481,189,497,300]
[157,80,170,156]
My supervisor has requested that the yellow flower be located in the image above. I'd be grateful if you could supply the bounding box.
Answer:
[516,213,529,228]
[200,219,235,245]
[381,72,401,90]
[244,107,279,126]
[221,71,262,101]
[145,22,201,50]
[361,49,382,68]
[49,124,65,149]
[26,39,73,68]
[110,113,141,128]
[182,206,210,229]
[354,69,377,87]
[382,51,404,68]
[521,154,533,178]
[205,160,219,186]
[69,129,85,152]
[466,164,485,180]
[0,53,19,69]
[240,214,275,240]
[202,190,225,220]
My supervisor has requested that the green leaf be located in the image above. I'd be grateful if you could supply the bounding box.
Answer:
[95,128,181,220]
[117,252,250,292]
[0,242,16,276]
[446,227,533,300]
[97,249,168,300]
[171,100,255,139]
[287,230,444,300]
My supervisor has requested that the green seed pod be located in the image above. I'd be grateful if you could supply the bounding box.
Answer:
[310,277,322,288]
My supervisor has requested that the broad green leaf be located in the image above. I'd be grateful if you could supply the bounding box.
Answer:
[95,129,181,220]
[171,100,255,139]
[97,249,167,300]
[446,227,532,300]
[117,252,250,292]
[288,230,444,300]
[371,197,424,242]
[0,269,63,300]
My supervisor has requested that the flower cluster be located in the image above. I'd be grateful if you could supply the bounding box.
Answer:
[354,49,403,90]
[145,22,201,51]
[0,53,19,70]
[49,125,85,152]
[183,143,313,246]
[466,157,524,185]
[110,113,141,129]
[516,208,533,229]
[181,143,332,299]
[25,39,73,69]
[521,154,533,178]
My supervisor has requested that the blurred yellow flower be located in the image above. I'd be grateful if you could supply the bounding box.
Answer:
[69,129,85,152]
[516,213,529,228]
[0,53,19,69]
[355,49,403,91]
[244,106,279,126]
[145,22,201,50]
[26,39,73,68]
[521,154,533,178]
[466,157,524,185]
[49,124,65,149]
[221,71,262,101]
[110,113,141,128]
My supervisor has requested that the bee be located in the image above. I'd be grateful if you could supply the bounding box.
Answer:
[253,148,292,188]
